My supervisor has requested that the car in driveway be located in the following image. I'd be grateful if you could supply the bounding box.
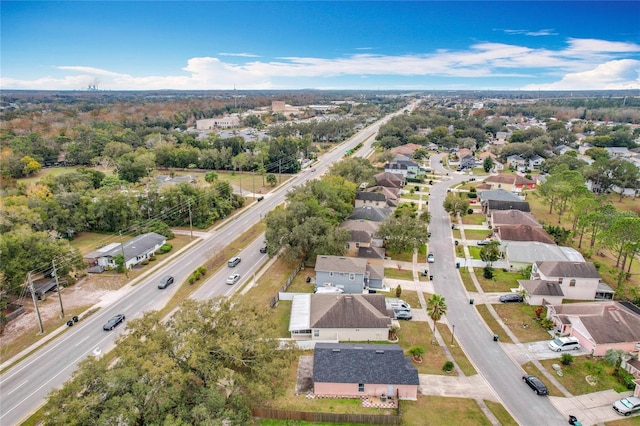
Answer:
[394,310,412,320]
[226,273,240,285]
[477,240,491,246]
[158,275,174,289]
[522,374,548,395]
[499,293,523,303]
[427,253,435,263]
[103,314,125,331]
[613,396,640,416]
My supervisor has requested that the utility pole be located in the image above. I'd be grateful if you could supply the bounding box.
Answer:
[27,272,44,334]
[52,259,64,318]
[278,159,282,184]
[187,199,193,240]
[119,231,129,278]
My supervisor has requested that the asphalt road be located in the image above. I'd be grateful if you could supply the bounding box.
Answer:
[0,104,411,425]
[428,154,568,425]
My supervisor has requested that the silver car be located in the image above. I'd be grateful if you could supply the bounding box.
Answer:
[613,396,640,416]
[226,273,240,285]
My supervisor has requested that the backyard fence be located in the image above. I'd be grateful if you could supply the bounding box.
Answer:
[269,262,304,308]
[252,407,401,425]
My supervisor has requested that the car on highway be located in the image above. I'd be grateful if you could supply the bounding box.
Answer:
[227,256,241,267]
[394,310,412,320]
[158,275,174,289]
[103,314,125,331]
[613,396,640,416]
[226,273,240,285]
[522,374,548,395]
[259,243,268,253]
[499,293,523,303]
[427,253,435,263]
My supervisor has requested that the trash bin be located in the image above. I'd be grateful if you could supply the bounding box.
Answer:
[454,240,459,245]
[72,316,79,322]
[66,320,74,327]
[493,333,499,342]
[469,298,474,305]
[456,262,460,269]
[429,275,433,281]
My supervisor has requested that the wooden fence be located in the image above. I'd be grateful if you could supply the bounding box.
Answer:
[268,262,304,308]
[252,407,401,425]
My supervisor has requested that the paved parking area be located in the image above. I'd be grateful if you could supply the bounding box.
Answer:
[550,389,635,425]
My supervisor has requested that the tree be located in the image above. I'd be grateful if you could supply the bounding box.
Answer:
[266,173,277,187]
[20,155,42,176]
[443,193,470,219]
[204,171,218,183]
[408,346,425,362]
[328,157,376,186]
[44,298,299,425]
[600,214,640,270]
[378,210,430,254]
[604,349,628,376]
[479,241,501,267]
[426,294,447,345]
[483,157,493,173]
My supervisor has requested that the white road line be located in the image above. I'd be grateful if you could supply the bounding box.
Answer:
[74,335,91,347]
[7,380,28,395]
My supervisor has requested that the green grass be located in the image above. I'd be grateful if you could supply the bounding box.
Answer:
[384,268,414,280]
[460,214,485,225]
[387,250,414,263]
[467,246,481,260]
[492,304,552,343]
[437,323,477,376]
[475,304,514,344]
[458,268,477,293]
[538,357,629,395]
[484,400,518,426]
[402,397,493,426]
[461,229,492,241]
[475,269,520,293]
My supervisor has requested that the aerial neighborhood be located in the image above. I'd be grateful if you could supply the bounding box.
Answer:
[1,91,640,425]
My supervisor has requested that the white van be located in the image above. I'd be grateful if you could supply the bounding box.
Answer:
[385,298,411,311]
[548,336,580,352]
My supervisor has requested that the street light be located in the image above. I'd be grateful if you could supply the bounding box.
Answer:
[451,324,455,345]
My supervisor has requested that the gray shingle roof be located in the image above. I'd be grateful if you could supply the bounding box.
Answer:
[491,210,541,227]
[347,206,393,221]
[520,280,564,296]
[315,255,367,274]
[313,343,419,385]
[310,294,392,328]
[486,200,531,212]
[496,224,554,244]
[536,261,600,278]
[355,191,387,202]
[480,189,522,202]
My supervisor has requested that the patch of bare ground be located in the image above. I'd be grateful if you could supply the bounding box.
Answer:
[0,274,127,361]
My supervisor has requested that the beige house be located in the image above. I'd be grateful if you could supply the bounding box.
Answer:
[546,301,640,357]
[519,261,614,304]
[288,293,392,341]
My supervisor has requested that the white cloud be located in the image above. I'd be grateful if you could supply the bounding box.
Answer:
[521,59,640,90]
[502,28,557,36]
[2,38,639,90]
[218,52,261,58]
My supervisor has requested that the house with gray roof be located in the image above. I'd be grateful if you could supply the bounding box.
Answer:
[491,210,541,228]
[315,255,385,293]
[503,241,584,270]
[347,206,393,222]
[313,343,419,400]
[374,172,404,189]
[518,261,613,304]
[84,232,167,270]
[495,224,555,245]
[354,191,387,208]
[546,301,640,356]
[365,186,400,207]
[288,294,392,341]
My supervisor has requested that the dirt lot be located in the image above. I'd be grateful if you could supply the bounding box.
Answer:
[0,274,126,361]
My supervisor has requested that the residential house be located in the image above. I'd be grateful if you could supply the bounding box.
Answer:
[195,115,240,130]
[484,174,536,193]
[546,301,640,356]
[478,151,501,170]
[315,255,385,294]
[84,232,167,270]
[490,209,541,229]
[365,186,400,207]
[494,224,556,245]
[154,174,197,187]
[528,155,545,169]
[457,148,476,170]
[479,189,530,215]
[347,206,393,222]
[288,294,392,341]
[554,145,576,156]
[506,155,526,172]
[503,241,585,271]
[313,343,419,400]
[355,191,387,208]
[605,147,631,158]
[518,261,614,305]
[384,159,421,179]
[391,143,422,157]
[374,172,404,189]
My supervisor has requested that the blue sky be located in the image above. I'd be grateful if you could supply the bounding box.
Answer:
[1,1,639,91]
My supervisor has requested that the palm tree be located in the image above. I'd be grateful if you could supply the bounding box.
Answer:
[604,348,628,376]
[427,294,447,344]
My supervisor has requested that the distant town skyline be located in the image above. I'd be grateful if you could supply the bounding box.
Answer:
[1,1,639,92]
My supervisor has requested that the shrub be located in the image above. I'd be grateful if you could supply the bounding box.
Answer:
[395,285,402,298]
[140,259,149,266]
[561,353,574,366]
[442,361,454,372]
[467,208,474,214]
[158,243,173,254]
[483,266,494,279]
[618,370,636,389]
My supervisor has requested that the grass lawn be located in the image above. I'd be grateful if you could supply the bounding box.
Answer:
[385,268,414,280]
[484,400,518,426]
[467,246,481,260]
[492,304,552,343]
[475,269,521,293]
[462,229,493,241]
[437,323,477,376]
[538,357,629,395]
[396,320,449,375]
[458,268,477,293]
[460,214,486,226]
[475,304,514,344]
[398,290,421,310]
[401,192,421,201]
[402,396,494,426]
[387,250,414,263]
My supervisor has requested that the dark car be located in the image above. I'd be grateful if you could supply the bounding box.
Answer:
[158,275,174,289]
[522,374,548,395]
[103,314,125,331]
[499,293,524,303]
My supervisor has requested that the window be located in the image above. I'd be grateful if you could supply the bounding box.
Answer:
[358,383,364,393]
[558,278,563,284]
[345,243,350,249]
[329,271,334,277]
[569,279,576,287]
[349,273,355,281]
[314,330,319,337]
[355,242,360,248]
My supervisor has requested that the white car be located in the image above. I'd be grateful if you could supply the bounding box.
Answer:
[226,273,240,285]
[427,253,435,263]
[613,396,640,416]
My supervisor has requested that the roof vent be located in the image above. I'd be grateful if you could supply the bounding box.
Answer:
[375,350,384,354]
[332,349,341,352]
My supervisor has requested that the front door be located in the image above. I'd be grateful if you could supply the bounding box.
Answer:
[387,384,394,398]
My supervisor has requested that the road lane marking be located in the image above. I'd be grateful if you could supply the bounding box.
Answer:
[7,380,28,395]
[74,335,91,347]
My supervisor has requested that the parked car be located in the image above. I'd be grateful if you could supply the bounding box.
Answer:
[103,314,125,331]
[394,310,412,320]
[499,293,523,303]
[522,374,548,395]
[477,240,491,246]
[613,396,640,416]
[226,273,240,285]
[158,275,174,289]
[427,253,435,263]
[227,256,241,267]
[548,336,580,352]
